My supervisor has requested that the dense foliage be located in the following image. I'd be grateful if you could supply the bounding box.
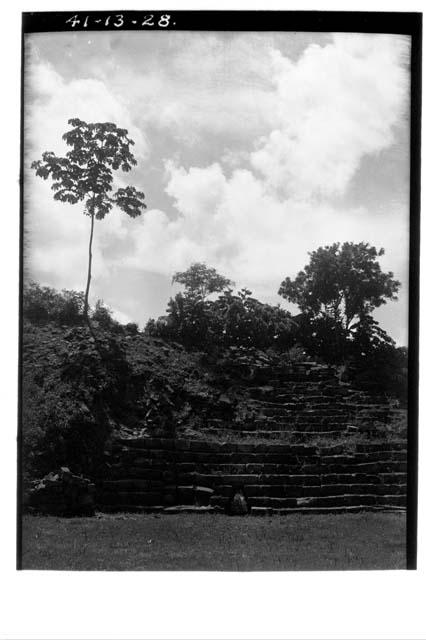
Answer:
[279,242,400,330]
[146,255,407,402]
[22,316,141,478]
[23,281,85,325]
[23,282,120,329]
[146,286,295,351]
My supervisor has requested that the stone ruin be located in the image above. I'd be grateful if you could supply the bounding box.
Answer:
[95,362,406,516]
[23,362,406,517]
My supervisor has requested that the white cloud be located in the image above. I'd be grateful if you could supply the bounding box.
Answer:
[124,162,409,307]
[251,34,410,198]
[24,32,410,342]
[91,32,281,145]
[25,57,148,159]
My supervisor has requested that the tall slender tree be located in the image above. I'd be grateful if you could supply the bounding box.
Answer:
[31,118,147,321]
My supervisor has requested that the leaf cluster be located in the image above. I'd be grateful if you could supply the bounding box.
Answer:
[31,118,146,219]
[172,262,234,300]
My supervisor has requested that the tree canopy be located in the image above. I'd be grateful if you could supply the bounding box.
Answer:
[172,262,234,300]
[278,242,400,331]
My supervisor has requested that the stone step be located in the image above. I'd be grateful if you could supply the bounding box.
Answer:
[112,437,407,453]
[250,505,406,516]
[244,494,406,509]
[203,428,348,439]
[254,399,356,411]
[110,454,406,475]
[270,393,341,402]
[268,374,337,383]
[259,407,348,418]
[162,505,216,514]
[294,494,406,508]
[320,472,407,484]
[97,502,406,515]
[176,449,406,465]
[174,451,305,464]
[101,479,165,491]
[99,504,166,514]
[216,483,407,498]
[178,471,407,487]
[99,491,165,506]
[318,461,407,474]
[246,420,352,430]
[175,459,407,473]
[107,467,174,481]
[113,437,175,449]
[180,454,407,474]
[270,382,342,391]
[355,442,407,453]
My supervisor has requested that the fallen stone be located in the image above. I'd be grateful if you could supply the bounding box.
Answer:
[27,468,96,516]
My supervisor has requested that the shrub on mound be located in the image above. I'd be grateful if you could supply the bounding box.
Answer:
[22,324,130,480]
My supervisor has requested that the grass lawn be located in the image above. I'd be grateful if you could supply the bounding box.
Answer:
[20,511,406,571]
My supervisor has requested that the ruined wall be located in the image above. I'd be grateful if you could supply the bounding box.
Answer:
[96,362,407,515]
[205,361,405,440]
[98,437,407,515]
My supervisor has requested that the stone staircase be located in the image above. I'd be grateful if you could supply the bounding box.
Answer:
[98,437,407,515]
[204,362,404,441]
[96,362,406,515]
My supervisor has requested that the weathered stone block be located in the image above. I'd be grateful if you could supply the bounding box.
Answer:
[27,468,95,516]
[195,486,214,506]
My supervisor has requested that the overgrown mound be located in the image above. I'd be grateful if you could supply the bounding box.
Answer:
[22,320,268,481]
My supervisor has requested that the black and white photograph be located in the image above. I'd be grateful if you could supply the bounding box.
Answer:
[18,11,420,574]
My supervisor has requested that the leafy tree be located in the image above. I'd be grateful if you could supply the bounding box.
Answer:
[279,242,400,331]
[172,262,234,300]
[31,118,147,321]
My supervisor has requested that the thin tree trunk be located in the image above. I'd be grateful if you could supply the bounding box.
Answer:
[84,211,95,321]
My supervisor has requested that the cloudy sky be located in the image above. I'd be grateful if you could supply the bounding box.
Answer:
[24,30,411,343]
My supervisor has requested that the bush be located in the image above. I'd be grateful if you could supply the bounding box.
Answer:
[92,300,119,330]
[23,282,85,325]
[294,312,408,403]
[125,322,139,335]
[145,288,296,352]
